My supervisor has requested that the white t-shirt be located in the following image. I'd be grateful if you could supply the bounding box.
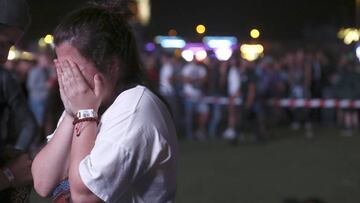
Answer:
[159,63,174,95]
[182,62,207,99]
[227,66,241,96]
[49,85,178,203]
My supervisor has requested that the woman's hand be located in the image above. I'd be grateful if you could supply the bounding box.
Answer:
[54,59,103,116]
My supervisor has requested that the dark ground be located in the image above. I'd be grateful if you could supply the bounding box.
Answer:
[31,127,360,203]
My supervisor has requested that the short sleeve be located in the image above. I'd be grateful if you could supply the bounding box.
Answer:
[79,141,134,202]
[78,123,169,202]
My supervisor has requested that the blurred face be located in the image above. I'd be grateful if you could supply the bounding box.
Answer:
[55,42,100,89]
[37,53,52,68]
[0,26,23,64]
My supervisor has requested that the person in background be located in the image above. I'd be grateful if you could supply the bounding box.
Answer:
[144,53,159,89]
[0,0,37,201]
[237,59,262,144]
[27,50,54,132]
[182,58,209,140]
[207,58,228,138]
[288,50,313,138]
[159,52,180,131]
[223,56,242,140]
[336,54,360,136]
[12,58,35,98]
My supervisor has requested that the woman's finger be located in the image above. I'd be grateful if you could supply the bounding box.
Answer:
[60,65,71,96]
[61,60,73,84]
[64,60,79,88]
[57,67,68,97]
[93,74,103,98]
[61,60,79,96]
[68,60,90,89]
[56,66,68,100]
[56,66,63,89]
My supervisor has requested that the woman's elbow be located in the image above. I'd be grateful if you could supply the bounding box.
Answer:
[33,180,52,197]
[31,166,53,197]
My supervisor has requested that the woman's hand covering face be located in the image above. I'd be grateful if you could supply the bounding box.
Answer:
[54,59,104,116]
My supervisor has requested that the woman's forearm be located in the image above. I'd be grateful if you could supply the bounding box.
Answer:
[69,121,101,203]
[31,113,74,197]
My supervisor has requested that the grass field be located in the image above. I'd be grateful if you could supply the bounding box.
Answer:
[31,127,360,203]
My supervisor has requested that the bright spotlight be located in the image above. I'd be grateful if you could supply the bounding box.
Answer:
[195,50,207,61]
[250,29,260,39]
[356,44,360,61]
[7,49,16,60]
[44,34,54,44]
[215,47,233,61]
[196,24,206,34]
[181,50,194,62]
[240,44,264,61]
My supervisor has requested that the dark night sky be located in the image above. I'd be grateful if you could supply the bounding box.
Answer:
[22,0,355,47]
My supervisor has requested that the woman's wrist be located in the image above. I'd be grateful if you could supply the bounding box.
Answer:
[72,109,99,137]
[63,112,76,125]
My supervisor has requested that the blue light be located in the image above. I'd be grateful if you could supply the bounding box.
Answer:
[203,36,238,49]
[145,42,155,52]
[155,36,186,49]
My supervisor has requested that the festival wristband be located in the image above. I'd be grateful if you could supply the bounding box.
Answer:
[76,109,98,120]
[1,167,15,186]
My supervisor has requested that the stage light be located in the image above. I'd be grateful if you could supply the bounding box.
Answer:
[344,30,359,45]
[21,51,36,61]
[337,28,360,45]
[138,0,151,25]
[181,50,194,62]
[38,37,46,47]
[356,43,360,61]
[215,47,233,61]
[196,24,206,34]
[203,36,238,49]
[240,44,264,61]
[145,42,155,52]
[7,46,16,60]
[195,50,207,61]
[161,39,186,48]
[250,29,260,39]
[155,36,186,49]
[44,34,54,44]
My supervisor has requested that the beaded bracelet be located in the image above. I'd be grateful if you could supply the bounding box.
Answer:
[73,117,99,137]
[72,117,99,125]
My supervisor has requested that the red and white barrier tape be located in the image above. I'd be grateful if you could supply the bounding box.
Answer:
[268,99,360,109]
[189,97,360,109]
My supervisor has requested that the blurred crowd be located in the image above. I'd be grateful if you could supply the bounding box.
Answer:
[4,50,62,148]
[5,47,360,146]
[145,48,360,143]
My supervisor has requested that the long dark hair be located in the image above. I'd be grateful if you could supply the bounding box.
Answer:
[53,1,145,94]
